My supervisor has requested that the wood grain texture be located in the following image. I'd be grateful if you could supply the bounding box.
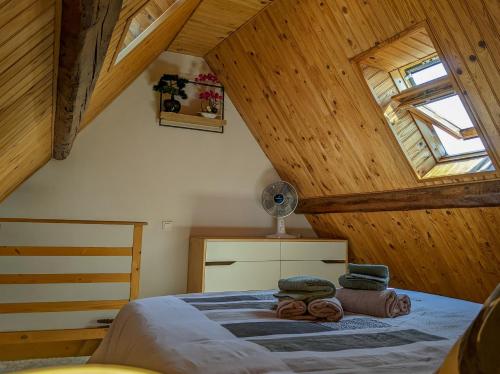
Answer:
[309,208,500,302]
[80,0,201,127]
[0,273,130,284]
[0,328,107,344]
[0,246,132,256]
[0,0,58,203]
[161,111,226,127]
[53,0,123,159]
[206,0,500,302]
[0,217,147,225]
[0,339,101,360]
[0,300,128,313]
[297,180,500,214]
[168,0,273,56]
[129,224,143,299]
[187,237,206,292]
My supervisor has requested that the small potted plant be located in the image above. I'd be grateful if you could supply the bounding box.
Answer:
[195,73,222,118]
[153,74,188,112]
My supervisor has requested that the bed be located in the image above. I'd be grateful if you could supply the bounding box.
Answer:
[89,289,481,373]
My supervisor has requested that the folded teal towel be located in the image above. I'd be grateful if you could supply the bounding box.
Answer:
[339,274,387,291]
[274,276,336,302]
[278,276,335,292]
[348,263,389,279]
[347,273,388,283]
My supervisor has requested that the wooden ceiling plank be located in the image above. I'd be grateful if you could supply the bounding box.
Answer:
[0,21,53,76]
[168,0,273,57]
[52,0,123,160]
[0,53,53,112]
[0,0,54,46]
[81,0,202,128]
[0,35,53,84]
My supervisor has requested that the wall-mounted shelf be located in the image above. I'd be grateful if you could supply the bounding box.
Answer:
[160,112,226,132]
[158,80,225,134]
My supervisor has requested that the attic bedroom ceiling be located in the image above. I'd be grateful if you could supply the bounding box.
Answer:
[0,0,498,303]
[0,0,56,202]
[0,0,273,201]
[205,0,500,302]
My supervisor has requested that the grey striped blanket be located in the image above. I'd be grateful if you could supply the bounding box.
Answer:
[90,289,481,373]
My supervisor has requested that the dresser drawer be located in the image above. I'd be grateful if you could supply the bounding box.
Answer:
[204,261,280,292]
[281,260,345,287]
[205,241,280,262]
[280,241,347,261]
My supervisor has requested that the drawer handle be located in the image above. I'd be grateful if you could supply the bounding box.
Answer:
[321,260,346,264]
[205,261,236,266]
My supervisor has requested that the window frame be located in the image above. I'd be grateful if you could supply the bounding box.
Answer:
[391,70,485,161]
[351,21,496,180]
[111,0,180,66]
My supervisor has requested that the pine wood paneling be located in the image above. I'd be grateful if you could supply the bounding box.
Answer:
[168,0,273,57]
[81,0,201,127]
[361,65,436,177]
[0,0,58,203]
[206,0,500,302]
[309,208,500,302]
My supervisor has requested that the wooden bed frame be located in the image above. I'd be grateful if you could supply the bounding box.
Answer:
[0,218,147,361]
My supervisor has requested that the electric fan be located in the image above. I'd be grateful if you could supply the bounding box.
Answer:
[262,181,299,238]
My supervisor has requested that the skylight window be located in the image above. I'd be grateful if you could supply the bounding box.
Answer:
[433,126,486,156]
[408,62,447,85]
[115,0,178,64]
[420,95,473,129]
[356,25,494,179]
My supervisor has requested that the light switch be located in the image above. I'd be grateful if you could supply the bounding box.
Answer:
[162,220,174,231]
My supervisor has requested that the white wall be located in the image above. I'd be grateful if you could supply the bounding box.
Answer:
[0,52,313,301]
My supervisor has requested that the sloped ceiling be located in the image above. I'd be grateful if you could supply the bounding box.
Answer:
[206,0,500,302]
[82,0,274,126]
[0,0,273,202]
[81,0,202,127]
[168,0,273,56]
[0,0,57,202]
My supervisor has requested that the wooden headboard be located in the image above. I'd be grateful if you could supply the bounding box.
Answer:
[0,218,147,361]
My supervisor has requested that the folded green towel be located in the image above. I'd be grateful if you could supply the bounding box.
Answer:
[339,274,388,291]
[346,273,388,284]
[278,276,336,293]
[274,276,336,303]
[348,263,389,279]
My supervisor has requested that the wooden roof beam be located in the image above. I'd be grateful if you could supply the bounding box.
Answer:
[296,180,500,214]
[53,0,123,160]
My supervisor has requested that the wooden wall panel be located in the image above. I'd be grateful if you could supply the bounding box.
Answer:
[168,0,273,57]
[0,0,58,202]
[81,0,201,127]
[309,208,500,302]
[206,0,500,302]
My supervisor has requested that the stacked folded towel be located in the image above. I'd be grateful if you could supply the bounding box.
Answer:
[337,263,411,317]
[339,263,389,291]
[336,288,411,318]
[274,276,343,322]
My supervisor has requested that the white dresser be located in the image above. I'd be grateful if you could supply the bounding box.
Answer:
[187,237,347,293]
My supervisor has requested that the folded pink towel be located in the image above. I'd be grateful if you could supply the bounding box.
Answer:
[276,300,307,319]
[397,294,411,315]
[307,297,343,322]
[336,288,411,318]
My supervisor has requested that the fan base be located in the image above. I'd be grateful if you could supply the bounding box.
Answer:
[266,233,300,239]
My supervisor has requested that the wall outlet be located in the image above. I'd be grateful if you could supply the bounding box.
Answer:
[162,220,174,231]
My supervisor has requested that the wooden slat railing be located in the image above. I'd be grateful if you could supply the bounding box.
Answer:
[0,246,133,256]
[0,273,131,284]
[0,218,147,360]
